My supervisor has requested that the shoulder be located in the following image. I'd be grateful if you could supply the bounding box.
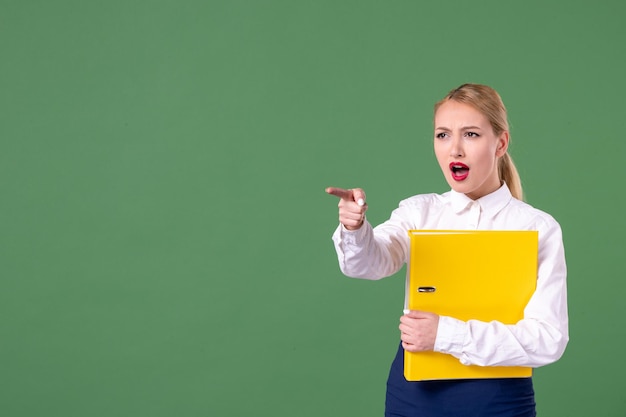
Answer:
[400,192,449,209]
[388,192,452,228]
[506,198,563,235]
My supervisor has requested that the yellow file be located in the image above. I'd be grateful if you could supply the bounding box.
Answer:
[404,230,538,381]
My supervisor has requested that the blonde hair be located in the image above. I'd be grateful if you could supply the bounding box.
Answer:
[434,84,524,201]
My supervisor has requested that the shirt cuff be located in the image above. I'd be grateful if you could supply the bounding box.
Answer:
[336,220,370,245]
[434,315,467,359]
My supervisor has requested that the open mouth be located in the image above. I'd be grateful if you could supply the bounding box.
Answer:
[449,162,469,181]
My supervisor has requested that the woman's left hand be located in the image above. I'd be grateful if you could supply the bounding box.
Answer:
[399,310,440,352]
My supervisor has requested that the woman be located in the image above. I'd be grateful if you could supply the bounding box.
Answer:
[326,84,568,416]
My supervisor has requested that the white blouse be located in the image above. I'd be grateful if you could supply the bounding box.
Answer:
[331,183,568,368]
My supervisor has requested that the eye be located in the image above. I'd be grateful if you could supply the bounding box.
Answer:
[465,131,480,138]
[435,132,448,139]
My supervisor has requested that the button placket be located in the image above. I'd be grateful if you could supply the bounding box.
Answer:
[469,202,481,229]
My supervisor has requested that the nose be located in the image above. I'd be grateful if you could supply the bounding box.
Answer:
[450,136,464,158]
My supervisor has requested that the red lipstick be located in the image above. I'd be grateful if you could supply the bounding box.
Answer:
[449,162,469,181]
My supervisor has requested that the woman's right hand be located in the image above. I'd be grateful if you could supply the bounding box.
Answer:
[325,187,368,230]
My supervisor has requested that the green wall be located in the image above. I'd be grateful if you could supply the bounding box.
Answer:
[2,1,625,415]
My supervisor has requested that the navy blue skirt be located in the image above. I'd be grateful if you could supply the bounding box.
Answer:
[386,343,536,417]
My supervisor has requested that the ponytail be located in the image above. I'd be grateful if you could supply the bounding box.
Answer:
[498,152,523,201]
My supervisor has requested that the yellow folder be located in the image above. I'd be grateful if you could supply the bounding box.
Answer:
[404,230,538,381]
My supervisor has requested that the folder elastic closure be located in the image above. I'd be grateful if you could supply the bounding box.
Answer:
[404,230,538,381]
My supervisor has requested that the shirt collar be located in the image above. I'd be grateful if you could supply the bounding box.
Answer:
[448,182,513,218]
[449,189,474,213]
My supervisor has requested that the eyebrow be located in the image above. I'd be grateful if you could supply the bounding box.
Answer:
[435,125,483,131]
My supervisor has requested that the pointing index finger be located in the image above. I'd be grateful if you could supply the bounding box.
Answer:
[325,187,352,200]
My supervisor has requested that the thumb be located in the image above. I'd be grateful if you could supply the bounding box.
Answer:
[351,188,367,207]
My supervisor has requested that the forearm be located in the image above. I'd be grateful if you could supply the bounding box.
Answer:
[332,221,407,280]
[434,315,568,368]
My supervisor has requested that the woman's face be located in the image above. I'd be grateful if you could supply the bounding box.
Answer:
[434,100,508,200]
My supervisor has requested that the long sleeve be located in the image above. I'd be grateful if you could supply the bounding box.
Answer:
[331,199,418,280]
[434,216,569,368]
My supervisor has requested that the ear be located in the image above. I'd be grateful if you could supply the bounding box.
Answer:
[495,131,509,157]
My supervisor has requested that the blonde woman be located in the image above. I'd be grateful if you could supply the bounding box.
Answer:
[326,84,568,417]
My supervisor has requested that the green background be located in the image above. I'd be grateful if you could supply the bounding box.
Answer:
[1,1,625,416]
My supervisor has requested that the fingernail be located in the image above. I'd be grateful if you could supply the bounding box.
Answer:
[357,198,365,206]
